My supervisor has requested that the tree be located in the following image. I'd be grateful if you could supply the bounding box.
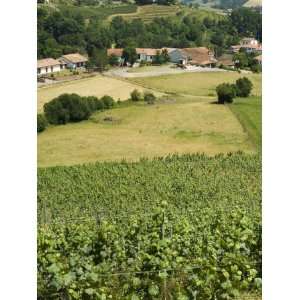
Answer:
[101,95,115,109]
[233,52,248,69]
[235,77,253,97]
[90,48,108,72]
[216,83,237,104]
[144,92,156,104]
[108,54,120,66]
[130,89,142,101]
[37,114,48,133]
[123,47,138,66]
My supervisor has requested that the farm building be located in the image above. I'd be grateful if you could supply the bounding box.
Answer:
[60,53,88,69]
[37,58,65,76]
[136,48,161,62]
[169,47,217,67]
[216,54,235,68]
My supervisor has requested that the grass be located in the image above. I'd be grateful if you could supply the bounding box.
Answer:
[38,98,254,167]
[37,75,162,112]
[128,72,262,97]
[229,96,262,151]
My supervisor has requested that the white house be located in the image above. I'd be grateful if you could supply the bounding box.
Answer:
[37,58,65,76]
[60,53,88,69]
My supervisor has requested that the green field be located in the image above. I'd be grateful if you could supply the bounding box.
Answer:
[229,96,262,150]
[38,153,261,299]
[38,97,254,167]
[38,72,261,166]
[128,72,262,97]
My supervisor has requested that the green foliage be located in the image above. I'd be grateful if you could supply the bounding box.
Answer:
[101,95,115,109]
[38,153,261,299]
[236,77,253,97]
[108,54,120,66]
[37,114,48,133]
[130,89,143,101]
[44,93,114,125]
[123,47,138,66]
[144,91,156,104]
[216,83,237,104]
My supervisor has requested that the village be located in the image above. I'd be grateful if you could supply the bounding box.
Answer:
[37,37,262,81]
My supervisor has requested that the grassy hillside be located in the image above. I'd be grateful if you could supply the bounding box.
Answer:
[38,97,253,167]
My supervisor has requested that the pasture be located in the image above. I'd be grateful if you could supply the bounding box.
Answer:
[38,98,254,167]
[37,75,160,112]
[128,72,262,97]
[229,96,262,150]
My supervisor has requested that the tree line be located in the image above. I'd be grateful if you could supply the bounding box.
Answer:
[38,6,262,59]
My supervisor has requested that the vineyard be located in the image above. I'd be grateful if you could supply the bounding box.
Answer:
[38,153,261,299]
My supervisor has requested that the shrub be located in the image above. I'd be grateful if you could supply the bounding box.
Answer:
[101,95,115,109]
[44,93,91,125]
[216,83,237,104]
[130,89,142,101]
[37,114,48,133]
[250,64,262,73]
[235,77,253,97]
[44,98,70,124]
[144,92,156,104]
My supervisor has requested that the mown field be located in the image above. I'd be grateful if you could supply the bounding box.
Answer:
[38,153,261,299]
[37,75,160,112]
[128,72,262,97]
[38,97,254,167]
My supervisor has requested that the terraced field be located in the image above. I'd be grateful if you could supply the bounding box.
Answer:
[108,5,182,22]
[108,4,223,23]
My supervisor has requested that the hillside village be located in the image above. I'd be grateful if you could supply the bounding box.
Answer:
[37,37,262,77]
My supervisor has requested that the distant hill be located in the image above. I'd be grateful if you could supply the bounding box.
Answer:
[181,0,251,9]
[244,0,262,7]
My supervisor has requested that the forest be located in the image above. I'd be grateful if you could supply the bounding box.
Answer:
[38,6,262,59]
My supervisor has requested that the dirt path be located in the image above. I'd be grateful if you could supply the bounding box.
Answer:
[104,66,227,78]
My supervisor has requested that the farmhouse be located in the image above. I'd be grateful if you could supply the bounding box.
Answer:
[217,54,235,68]
[169,47,217,67]
[37,58,65,76]
[231,37,262,54]
[136,48,160,62]
[60,53,88,69]
[107,48,125,66]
